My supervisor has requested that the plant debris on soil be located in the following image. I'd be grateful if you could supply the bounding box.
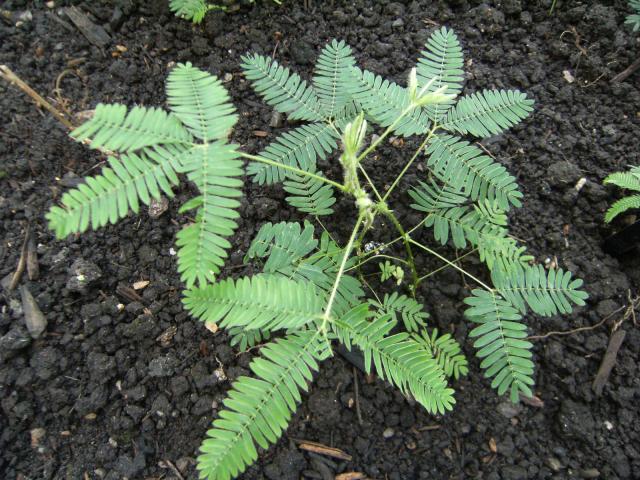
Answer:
[1,1,640,479]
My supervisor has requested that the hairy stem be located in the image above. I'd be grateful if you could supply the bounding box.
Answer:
[240,152,347,192]
[321,214,365,328]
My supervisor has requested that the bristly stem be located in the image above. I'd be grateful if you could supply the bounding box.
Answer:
[240,152,348,192]
[321,214,365,330]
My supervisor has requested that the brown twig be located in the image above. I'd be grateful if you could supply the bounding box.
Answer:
[0,65,75,130]
[9,225,30,291]
[292,439,352,461]
[592,329,626,396]
[528,292,639,341]
[353,366,363,425]
[527,305,625,340]
[611,57,640,83]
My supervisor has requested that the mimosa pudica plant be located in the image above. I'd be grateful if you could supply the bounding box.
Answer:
[46,27,588,480]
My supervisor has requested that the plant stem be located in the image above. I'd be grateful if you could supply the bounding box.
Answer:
[358,164,383,202]
[321,214,364,329]
[382,129,434,202]
[416,249,478,284]
[408,239,493,291]
[347,253,410,271]
[356,104,415,164]
[382,210,419,294]
[239,152,347,192]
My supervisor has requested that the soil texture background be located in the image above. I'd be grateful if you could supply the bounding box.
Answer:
[1,0,640,479]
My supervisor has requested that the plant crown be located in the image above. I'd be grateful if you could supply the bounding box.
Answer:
[46,28,588,480]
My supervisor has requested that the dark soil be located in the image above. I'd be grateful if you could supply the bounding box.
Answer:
[2,1,640,479]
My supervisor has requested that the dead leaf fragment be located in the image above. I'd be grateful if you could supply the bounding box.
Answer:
[295,440,352,461]
[563,70,575,83]
[30,428,46,447]
[133,280,150,290]
[148,196,169,218]
[21,285,47,339]
[156,325,177,347]
[336,473,366,480]
[520,393,545,408]
[205,322,219,334]
[489,437,497,453]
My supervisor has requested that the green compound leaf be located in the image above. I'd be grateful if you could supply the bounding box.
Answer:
[166,62,238,142]
[415,26,464,121]
[183,275,325,332]
[70,103,193,152]
[442,89,533,138]
[197,332,329,480]
[465,289,534,403]
[241,53,325,122]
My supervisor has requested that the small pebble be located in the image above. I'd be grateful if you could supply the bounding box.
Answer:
[382,427,395,439]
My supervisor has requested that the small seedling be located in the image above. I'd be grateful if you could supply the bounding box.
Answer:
[46,28,587,480]
[170,0,281,24]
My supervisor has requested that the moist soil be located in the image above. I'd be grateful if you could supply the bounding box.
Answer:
[1,1,640,479]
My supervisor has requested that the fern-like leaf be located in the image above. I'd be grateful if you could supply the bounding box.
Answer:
[368,292,429,333]
[413,329,468,380]
[604,166,640,222]
[415,26,464,121]
[228,326,271,352]
[492,264,588,317]
[71,104,193,152]
[442,90,533,138]
[345,66,432,137]
[605,195,640,223]
[166,62,238,142]
[313,39,358,118]
[183,275,325,331]
[198,332,329,480]
[283,171,336,216]
[46,150,180,238]
[409,181,531,269]
[334,305,455,414]
[425,134,523,210]
[464,289,534,402]
[164,63,243,287]
[175,142,243,287]
[247,123,339,184]
[241,54,325,122]
[169,0,211,23]
[244,221,318,272]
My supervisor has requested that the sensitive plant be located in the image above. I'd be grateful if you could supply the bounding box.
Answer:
[46,28,587,480]
[170,0,281,23]
[604,165,640,222]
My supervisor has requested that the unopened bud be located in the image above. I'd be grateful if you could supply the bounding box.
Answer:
[342,112,367,158]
